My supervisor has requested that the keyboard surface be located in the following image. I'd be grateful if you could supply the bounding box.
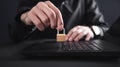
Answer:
[23,39,102,52]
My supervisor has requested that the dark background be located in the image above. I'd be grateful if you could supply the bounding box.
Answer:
[0,0,120,44]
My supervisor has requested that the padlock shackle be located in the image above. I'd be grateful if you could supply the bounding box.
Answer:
[57,28,65,34]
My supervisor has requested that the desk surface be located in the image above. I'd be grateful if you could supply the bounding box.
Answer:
[0,39,120,67]
[0,59,120,67]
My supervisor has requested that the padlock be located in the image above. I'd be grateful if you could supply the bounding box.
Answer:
[56,28,66,42]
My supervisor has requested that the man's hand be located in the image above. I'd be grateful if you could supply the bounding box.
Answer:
[66,26,94,41]
[20,1,64,31]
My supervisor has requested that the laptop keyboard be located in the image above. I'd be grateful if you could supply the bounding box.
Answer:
[23,40,102,52]
[61,41,101,51]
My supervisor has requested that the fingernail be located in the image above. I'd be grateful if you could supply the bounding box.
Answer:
[69,38,72,41]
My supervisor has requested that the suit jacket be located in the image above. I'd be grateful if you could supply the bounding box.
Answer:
[9,0,108,42]
[108,17,120,37]
[102,17,120,45]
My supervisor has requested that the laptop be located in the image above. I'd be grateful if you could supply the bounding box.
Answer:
[20,38,120,58]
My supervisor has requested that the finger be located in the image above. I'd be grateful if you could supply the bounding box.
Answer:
[68,31,79,41]
[37,2,56,29]
[74,29,84,41]
[66,30,73,41]
[69,29,83,41]
[74,33,84,41]
[56,24,64,31]
[33,6,49,27]
[85,33,91,41]
[25,15,33,25]
[45,1,64,30]
[28,11,44,31]
[21,12,33,25]
[66,28,77,41]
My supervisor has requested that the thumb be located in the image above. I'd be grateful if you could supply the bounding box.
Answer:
[85,34,91,41]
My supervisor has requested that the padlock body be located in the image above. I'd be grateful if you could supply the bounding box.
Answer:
[56,34,66,42]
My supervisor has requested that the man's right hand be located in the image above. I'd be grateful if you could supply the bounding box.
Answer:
[20,1,64,31]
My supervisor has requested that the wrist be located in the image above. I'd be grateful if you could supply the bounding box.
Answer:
[90,26,101,36]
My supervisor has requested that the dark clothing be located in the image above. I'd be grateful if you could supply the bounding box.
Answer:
[10,0,108,42]
[102,17,120,45]
[107,17,120,37]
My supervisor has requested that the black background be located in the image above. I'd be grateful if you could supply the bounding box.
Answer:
[0,0,120,44]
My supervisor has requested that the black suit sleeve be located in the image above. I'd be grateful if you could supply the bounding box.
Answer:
[85,0,109,37]
[9,0,41,42]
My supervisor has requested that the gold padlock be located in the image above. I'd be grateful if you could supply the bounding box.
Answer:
[56,28,66,42]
